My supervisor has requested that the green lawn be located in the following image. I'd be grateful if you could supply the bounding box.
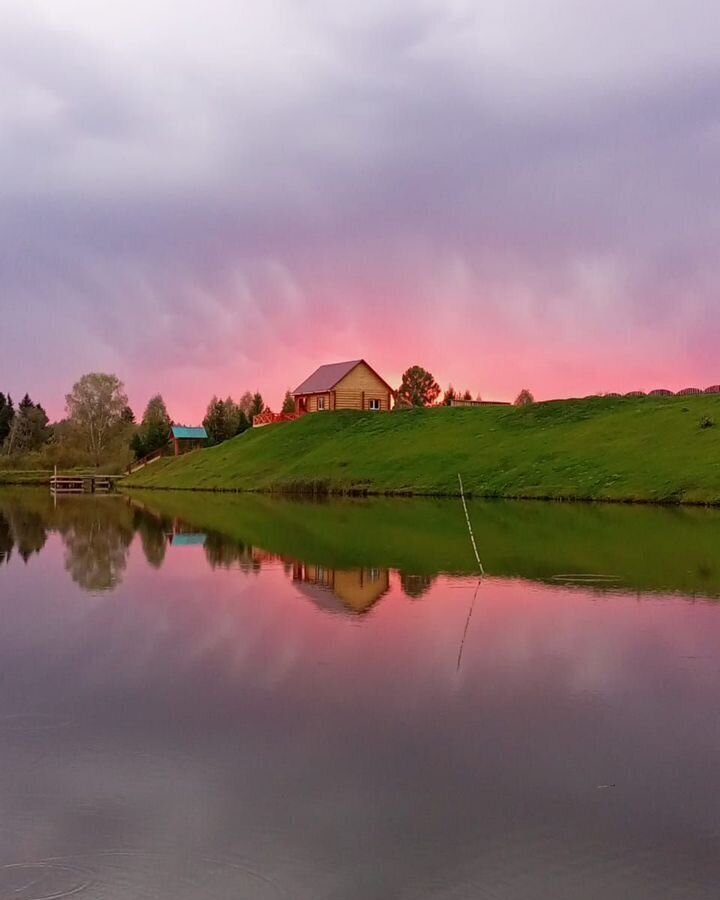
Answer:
[124,395,720,503]
[0,470,53,486]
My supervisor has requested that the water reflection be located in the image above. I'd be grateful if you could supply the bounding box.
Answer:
[0,503,47,563]
[3,489,720,607]
[399,573,436,599]
[293,562,390,615]
[0,510,12,565]
[60,506,134,592]
[0,493,136,591]
[3,489,720,897]
[0,493,442,613]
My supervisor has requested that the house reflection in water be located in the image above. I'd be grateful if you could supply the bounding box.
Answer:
[292,562,390,616]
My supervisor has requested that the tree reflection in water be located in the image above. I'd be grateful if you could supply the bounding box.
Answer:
[399,573,436,599]
[134,509,169,569]
[0,510,13,566]
[0,492,441,611]
[57,499,135,591]
[0,499,47,564]
[204,532,261,574]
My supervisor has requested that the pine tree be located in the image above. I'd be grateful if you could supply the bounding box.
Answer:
[250,392,265,418]
[281,390,295,414]
[0,393,14,446]
[140,395,172,455]
[442,385,456,406]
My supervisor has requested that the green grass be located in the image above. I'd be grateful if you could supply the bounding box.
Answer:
[123,395,720,503]
[0,469,53,486]
[130,490,720,597]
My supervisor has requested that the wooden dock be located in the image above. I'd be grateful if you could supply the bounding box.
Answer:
[50,474,122,494]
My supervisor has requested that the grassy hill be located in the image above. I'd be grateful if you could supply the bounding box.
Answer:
[123,395,720,504]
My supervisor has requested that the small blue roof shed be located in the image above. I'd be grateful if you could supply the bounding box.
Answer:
[171,426,208,440]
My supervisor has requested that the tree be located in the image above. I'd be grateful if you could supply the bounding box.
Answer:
[461,389,473,401]
[281,390,296,414]
[120,405,136,426]
[139,395,172,456]
[238,391,254,418]
[5,403,50,454]
[396,366,440,408]
[442,385,457,406]
[203,396,222,444]
[0,393,15,446]
[203,395,250,445]
[235,408,251,436]
[250,392,265,418]
[65,373,128,466]
[514,389,535,407]
[203,396,231,444]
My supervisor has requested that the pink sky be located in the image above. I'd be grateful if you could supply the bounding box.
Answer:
[2,1,719,422]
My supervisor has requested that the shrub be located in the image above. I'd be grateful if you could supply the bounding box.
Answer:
[700,416,715,429]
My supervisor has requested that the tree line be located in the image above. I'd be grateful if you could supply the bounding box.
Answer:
[1,367,534,472]
[0,373,282,471]
[395,366,533,408]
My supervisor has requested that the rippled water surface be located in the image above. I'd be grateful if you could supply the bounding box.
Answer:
[1,488,720,898]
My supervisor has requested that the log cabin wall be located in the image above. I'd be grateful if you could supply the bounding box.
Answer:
[307,393,331,412]
[332,362,392,410]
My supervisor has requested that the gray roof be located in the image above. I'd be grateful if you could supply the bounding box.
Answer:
[293,360,363,395]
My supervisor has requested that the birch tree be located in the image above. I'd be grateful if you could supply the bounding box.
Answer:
[65,373,128,466]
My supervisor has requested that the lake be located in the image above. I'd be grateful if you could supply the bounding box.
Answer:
[1,488,720,898]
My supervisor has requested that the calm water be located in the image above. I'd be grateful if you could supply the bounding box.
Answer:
[1,489,720,898]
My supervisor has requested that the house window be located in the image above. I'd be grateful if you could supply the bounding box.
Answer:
[368,399,380,410]
[317,396,326,411]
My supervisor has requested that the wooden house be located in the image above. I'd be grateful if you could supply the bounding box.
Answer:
[292,359,394,414]
[171,425,207,455]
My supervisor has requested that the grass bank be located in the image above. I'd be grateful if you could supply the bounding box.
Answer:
[0,469,53,486]
[124,395,720,504]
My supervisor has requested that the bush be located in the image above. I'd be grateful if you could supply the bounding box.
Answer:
[700,416,715,429]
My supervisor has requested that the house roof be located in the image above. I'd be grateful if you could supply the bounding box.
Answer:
[171,425,208,440]
[293,359,393,395]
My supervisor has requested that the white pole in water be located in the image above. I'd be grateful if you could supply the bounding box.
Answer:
[457,473,484,576]
[456,473,485,671]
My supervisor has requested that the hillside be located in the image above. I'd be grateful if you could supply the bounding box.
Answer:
[123,395,720,503]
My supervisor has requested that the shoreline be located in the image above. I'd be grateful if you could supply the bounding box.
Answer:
[118,483,720,508]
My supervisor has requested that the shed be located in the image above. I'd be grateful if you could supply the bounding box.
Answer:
[292,359,394,414]
[170,425,208,455]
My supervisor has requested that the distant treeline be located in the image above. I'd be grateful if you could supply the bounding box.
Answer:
[0,373,289,473]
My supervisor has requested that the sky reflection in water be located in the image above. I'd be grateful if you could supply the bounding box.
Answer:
[0,490,719,899]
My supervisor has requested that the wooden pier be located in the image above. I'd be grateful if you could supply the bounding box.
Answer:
[50,474,122,495]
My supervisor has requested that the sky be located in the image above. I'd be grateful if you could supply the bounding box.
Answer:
[2,0,719,422]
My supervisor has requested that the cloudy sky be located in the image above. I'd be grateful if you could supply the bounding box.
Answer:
[2,1,719,420]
